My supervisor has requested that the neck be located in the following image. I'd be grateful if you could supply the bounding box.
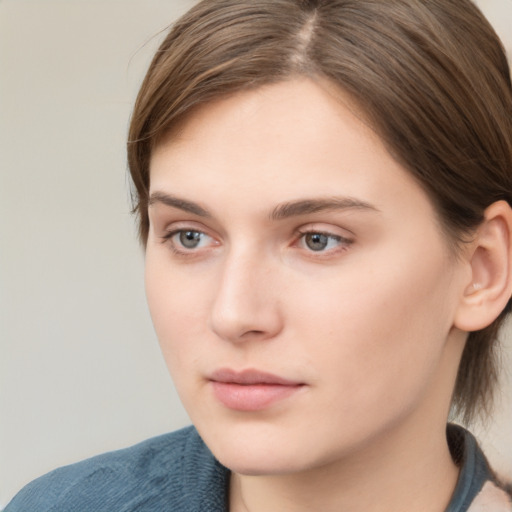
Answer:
[229,418,459,512]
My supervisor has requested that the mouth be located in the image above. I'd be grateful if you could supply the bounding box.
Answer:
[208,368,305,411]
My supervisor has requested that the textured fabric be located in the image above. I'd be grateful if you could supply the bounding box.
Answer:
[447,425,512,511]
[5,427,229,512]
[5,425,511,511]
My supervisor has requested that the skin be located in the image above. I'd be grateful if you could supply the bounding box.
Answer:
[145,78,474,511]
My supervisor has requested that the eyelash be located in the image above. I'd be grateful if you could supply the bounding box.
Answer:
[295,229,353,255]
[160,228,353,257]
[160,229,216,256]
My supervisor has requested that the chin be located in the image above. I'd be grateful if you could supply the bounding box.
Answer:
[216,447,313,476]
[195,420,332,476]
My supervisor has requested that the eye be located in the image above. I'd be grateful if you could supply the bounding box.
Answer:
[177,230,204,249]
[163,229,216,253]
[297,230,351,253]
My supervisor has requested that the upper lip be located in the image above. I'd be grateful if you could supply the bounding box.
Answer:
[209,368,302,386]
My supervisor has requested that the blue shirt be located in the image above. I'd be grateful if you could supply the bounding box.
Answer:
[5,425,511,511]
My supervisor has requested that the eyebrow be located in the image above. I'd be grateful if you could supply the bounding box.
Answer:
[270,197,379,221]
[148,191,379,220]
[148,191,212,217]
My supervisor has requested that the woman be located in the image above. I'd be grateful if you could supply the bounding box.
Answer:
[6,0,512,510]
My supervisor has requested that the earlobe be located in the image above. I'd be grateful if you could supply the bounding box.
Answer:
[455,200,512,332]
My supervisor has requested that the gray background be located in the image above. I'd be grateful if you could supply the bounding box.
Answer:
[1,0,511,508]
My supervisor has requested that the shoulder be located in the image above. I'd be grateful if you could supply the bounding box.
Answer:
[5,426,229,512]
[468,480,512,512]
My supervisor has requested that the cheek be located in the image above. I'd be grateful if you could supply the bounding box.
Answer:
[144,255,211,369]
[287,245,458,415]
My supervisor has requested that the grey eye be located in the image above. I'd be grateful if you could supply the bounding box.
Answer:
[304,233,329,251]
[179,230,203,249]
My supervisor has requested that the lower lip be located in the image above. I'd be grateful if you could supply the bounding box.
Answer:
[210,382,303,411]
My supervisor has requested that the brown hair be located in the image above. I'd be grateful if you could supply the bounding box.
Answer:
[127,0,512,424]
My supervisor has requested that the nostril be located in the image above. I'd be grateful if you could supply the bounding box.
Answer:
[240,330,266,338]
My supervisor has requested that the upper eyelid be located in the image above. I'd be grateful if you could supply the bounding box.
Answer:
[160,221,214,237]
[297,228,344,237]
[154,216,225,239]
[295,223,355,239]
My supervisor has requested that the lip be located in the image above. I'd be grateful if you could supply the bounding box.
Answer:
[208,368,305,411]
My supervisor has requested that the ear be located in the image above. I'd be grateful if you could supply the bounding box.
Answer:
[454,200,512,332]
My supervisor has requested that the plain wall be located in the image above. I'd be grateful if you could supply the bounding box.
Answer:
[1,0,511,508]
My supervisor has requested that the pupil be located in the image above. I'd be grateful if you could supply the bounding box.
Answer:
[306,233,328,251]
[180,231,201,248]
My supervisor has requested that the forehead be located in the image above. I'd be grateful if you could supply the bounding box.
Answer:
[150,79,434,220]
[157,78,374,149]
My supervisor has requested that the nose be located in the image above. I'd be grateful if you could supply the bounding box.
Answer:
[209,250,283,343]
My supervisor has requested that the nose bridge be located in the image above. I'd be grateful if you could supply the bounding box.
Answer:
[209,243,281,342]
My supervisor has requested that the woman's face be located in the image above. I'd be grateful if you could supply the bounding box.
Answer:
[145,78,469,475]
